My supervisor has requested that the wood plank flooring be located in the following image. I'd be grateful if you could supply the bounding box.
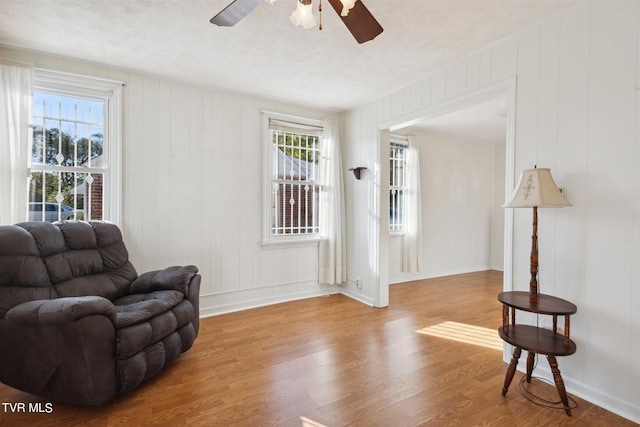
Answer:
[0,270,635,426]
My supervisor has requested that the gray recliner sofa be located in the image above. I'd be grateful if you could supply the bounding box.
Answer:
[0,220,200,406]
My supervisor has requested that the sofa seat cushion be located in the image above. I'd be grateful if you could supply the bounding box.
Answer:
[114,290,195,360]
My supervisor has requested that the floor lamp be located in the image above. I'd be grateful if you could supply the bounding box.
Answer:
[503,167,571,294]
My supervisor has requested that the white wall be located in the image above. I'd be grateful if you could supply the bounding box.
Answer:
[343,1,640,422]
[388,129,502,284]
[0,46,341,316]
[490,143,505,270]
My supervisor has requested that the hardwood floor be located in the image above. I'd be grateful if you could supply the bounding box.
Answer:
[0,270,635,426]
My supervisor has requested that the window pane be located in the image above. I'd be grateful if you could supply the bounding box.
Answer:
[389,142,407,231]
[29,90,106,222]
[28,170,103,222]
[272,182,319,235]
[33,92,103,125]
[270,124,321,236]
[32,92,104,167]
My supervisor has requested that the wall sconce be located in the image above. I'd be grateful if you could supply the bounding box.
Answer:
[348,167,367,180]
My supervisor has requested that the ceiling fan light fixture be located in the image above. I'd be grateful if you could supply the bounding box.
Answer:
[211,0,382,44]
[290,0,317,29]
[339,0,357,16]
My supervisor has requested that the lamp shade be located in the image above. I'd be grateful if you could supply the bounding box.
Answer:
[503,168,571,208]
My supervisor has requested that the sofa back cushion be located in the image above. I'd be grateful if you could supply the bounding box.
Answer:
[0,225,55,317]
[0,221,138,317]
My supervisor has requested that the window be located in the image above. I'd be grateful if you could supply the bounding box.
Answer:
[264,113,323,241]
[29,70,122,223]
[389,136,408,232]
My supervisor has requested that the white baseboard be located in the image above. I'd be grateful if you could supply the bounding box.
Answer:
[199,287,340,318]
[389,266,495,285]
[199,282,376,317]
[339,287,375,306]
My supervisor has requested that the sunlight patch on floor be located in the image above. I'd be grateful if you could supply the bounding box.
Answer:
[416,321,503,350]
[300,416,328,427]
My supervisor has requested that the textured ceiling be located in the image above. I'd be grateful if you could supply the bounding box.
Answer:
[405,92,508,145]
[0,0,575,111]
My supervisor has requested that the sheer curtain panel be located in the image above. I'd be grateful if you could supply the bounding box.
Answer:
[0,61,33,225]
[318,120,347,285]
[402,138,423,273]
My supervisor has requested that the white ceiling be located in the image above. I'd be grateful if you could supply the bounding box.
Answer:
[403,91,508,145]
[0,0,575,112]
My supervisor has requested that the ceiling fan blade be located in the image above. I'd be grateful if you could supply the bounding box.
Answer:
[210,0,264,27]
[326,0,383,44]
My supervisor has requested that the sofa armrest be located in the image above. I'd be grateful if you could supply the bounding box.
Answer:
[5,296,116,325]
[0,307,118,406]
[129,265,198,295]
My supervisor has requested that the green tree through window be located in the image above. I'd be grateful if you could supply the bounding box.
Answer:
[29,91,105,221]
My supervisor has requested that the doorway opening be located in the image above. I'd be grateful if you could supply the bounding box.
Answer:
[377,80,516,306]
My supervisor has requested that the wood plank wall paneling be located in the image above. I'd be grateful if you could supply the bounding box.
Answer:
[634,0,640,405]
[122,73,144,270]
[343,0,640,422]
[583,1,637,398]
[0,45,340,317]
[555,3,590,311]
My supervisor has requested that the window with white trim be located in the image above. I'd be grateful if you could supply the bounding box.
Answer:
[264,113,323,240]
[29,70,122,223]
[389,136,408,232]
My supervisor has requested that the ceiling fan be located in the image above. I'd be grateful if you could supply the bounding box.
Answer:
[210,0,383,44]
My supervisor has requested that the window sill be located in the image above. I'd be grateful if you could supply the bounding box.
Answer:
[261,237,323,250]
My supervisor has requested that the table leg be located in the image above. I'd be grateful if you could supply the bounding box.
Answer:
[502,346,522,396]
[526,351,535,383]
[547,355,572,416]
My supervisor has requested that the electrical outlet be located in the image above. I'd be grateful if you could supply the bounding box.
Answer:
[355,277,362,289]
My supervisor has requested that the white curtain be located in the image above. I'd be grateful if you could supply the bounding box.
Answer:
[402,138,423,273]
[0,61,33,225]
[318,120,347,285]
